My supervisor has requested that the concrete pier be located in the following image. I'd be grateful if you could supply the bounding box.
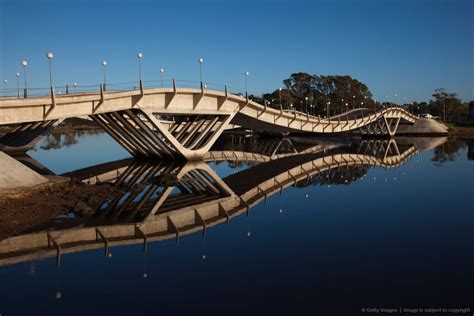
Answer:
[397,118,448,135]
[0,152,48,190]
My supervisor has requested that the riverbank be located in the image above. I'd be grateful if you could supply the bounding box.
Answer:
[447,123,474,138]
[0,180,122,240]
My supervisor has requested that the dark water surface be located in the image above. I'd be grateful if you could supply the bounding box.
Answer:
[0,132,473,315]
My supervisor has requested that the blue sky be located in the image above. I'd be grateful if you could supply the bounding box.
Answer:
[1,0,473,102]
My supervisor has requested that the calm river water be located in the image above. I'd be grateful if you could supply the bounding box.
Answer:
[0,131,473,315]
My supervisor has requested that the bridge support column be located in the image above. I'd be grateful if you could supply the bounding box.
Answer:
[360,116,391,137]
[91,109,235,160]
[383,116,401,137]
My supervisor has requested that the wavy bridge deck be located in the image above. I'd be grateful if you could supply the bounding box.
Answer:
[0,86,419,159]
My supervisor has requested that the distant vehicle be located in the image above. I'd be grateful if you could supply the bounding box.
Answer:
[420,113,434,119]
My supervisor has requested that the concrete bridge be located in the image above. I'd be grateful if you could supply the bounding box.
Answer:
[0,82,433,160]
[0,139,419,267]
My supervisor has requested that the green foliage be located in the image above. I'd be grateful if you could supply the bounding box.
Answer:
[262,72,375,116]
[410,101,430,115]
[256,73,470,120]
[431,89,468,122]
[409,90,468,122]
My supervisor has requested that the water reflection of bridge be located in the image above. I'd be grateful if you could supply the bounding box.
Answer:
[0,137,422,267]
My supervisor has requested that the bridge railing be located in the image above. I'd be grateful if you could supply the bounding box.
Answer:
[0,80,417,121]
[142,79,245,96]
[0,78,246,100]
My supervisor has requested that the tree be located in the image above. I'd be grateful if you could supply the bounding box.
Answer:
[411,101,430,115]
[283,73,316,101]
[432,88,467,122]
[431,139,466,166]
[279,72,374,116]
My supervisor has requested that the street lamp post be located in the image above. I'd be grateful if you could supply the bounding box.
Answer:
[160,68,165,88]
[47,52,54,92]
[21,60,28,98]
[73,82,77,93]
[101,60,107,91]
[3,80,7,97]
[305,96,308,114]
[198,58,204,84]
[244,72,250,97]
[327,101,331,117]
[278,87,282,111]
[352,95,355,109]
[137,51,143,82]
[16,72,20,98]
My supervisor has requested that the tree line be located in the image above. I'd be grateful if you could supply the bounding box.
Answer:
[249,72,470,122]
